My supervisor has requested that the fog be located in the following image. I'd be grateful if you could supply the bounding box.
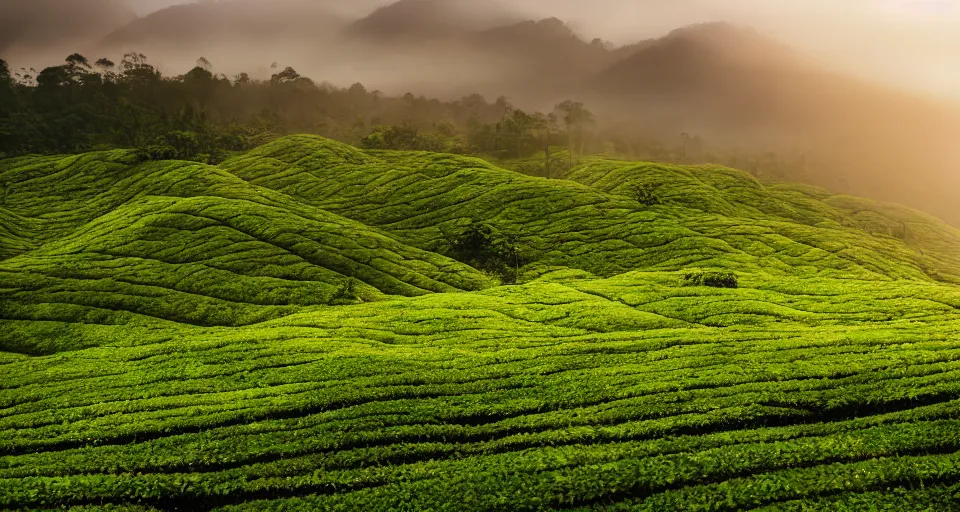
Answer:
[4,0,958,101]
[117,0,960,101]
[2,0,959,223]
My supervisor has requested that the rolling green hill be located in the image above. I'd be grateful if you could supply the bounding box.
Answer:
[3,136,960,510]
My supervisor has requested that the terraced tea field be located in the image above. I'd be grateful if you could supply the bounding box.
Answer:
[3,136,960,510]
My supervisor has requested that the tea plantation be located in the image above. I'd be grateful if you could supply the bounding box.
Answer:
[2,136,960,510]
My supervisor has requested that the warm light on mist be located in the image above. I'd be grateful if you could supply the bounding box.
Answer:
[2,0,958,222]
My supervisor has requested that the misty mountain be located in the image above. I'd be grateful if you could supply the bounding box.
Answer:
[348,0,519,41]
[587,22,800,113]
[585,22,960,222]
[4,0,957,224]
[100,0,347,50]
[0,0,135,56]
[591,22,807,92]
[585,21,934,138]
[468,18,616,93]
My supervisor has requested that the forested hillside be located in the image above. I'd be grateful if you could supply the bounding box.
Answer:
[3,136,960,509]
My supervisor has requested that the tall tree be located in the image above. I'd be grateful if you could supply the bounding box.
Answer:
[0,59,10,85]
[65,54,91,70]
[530,112,556,178]
[120,53,160,85]
[554,100,594,166]
[505,108,532,159]
[270,66,301,85]
[680,133,691,162]
[196,57,213,72]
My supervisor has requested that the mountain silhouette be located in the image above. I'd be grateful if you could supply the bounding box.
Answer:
[0,0,135,55]
[100,0,347,49]
[348,0,518,41]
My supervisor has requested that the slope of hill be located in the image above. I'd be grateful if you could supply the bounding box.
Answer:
[0,0,135,59]
[468,18,616,93]
[0,149,494,340]
[219,136,960,283]
[99,0,347,50]
[3,137,960,510]
[348,0,517,41]
[585,22,960,225]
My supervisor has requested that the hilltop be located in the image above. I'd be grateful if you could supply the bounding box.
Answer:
[5,135,960,345]
[348,0,518,41]
[3,137,960,508]
[100,0,347,50]
[0,0,135,57]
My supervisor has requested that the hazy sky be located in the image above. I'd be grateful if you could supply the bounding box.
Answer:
[517,0,960,100]
[120,0,960,100]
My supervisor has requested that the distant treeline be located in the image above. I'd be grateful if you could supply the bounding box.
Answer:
[0,53,806,180]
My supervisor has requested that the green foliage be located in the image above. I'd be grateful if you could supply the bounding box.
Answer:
[0,58,10,83]
[448,220,526,283]
[361,123,466,153]
[631,182,662,206]
[134,131,235,164]
[3,137,960,510]
[684,270,739,288]
[1,53,614,169]
[132,144,177,162]
[329,278,360,305]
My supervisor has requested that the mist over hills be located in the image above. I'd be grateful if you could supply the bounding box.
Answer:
[0,0,136,58]
[348,0,520,40]
[101,0,347,49]
[2,0,959,223]
[6,4,960,508]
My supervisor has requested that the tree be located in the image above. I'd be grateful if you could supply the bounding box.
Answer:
[65,54,91,70]
[554,100,594,165]
[196,57,213,72]
[120,53,160,85]
[530,112,556,178]
[183,65,216,110]
[0,59,16,156]
[36,65,73,88]
[0,52,610,163]
[684,271,738,289]
[679,133,690,162]
[505,108,532,159]
[631,183,661,206]
[360,124,420,150]
[591,38,614,51]
[94,58,116,81]
[35,54,96,88]
[348,82,367,95]
[184,66,214,82]
[493,96,512,117]
[270,66,301,84]
[0,59,10,85]
[233,72,250,87]
[120,53,147,72]
[448,220,526,283]
[95,58,115,71]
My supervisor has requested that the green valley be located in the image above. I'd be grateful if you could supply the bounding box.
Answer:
[2,135,960,510]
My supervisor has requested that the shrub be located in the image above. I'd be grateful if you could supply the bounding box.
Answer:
[684,271,738,288]
[631,183,661,206]
[329,278,360,305]
[449,221,525,284]
[134,131,229,164]
[361,124,466,153]
[134,144,177,162]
